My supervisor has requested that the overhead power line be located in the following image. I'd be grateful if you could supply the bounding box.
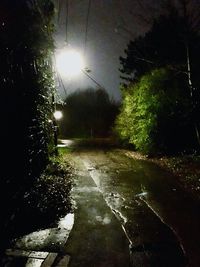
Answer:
[57,70,68,98]
[57,0,61,24]
[84,0,92,55]
[82,70,105,89]
[65,0,69,43]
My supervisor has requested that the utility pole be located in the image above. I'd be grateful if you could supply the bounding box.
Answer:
[52,93,58,155]
[182,0,200,146]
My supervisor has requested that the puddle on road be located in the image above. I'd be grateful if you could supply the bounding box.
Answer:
[95,214,112,225]
[13,213,74,252]
[135,191,148,197]
[58,213,74,230]
[59,139,75,147]
[72,186,100,193]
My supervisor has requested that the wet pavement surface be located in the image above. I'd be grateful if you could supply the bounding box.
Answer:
[1,213,74,266]
[64,141,200,267]
[64,155,130,267]
[2,139,200,266]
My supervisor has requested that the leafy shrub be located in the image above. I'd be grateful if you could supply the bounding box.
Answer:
[115,68,193,155]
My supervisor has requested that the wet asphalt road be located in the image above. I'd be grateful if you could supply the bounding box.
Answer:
[63,141,200,267]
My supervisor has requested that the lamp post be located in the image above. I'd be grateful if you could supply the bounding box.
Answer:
[52,110,63,154]
[54,47,104,147]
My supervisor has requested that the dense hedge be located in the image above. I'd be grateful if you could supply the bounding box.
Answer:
[0,0,55,242]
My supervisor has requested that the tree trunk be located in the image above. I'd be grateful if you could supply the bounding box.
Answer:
[185,42,200,146]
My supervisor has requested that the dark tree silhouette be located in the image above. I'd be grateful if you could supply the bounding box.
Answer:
[59,88,119,138]
[119,1,200,149]
[120,5,200,86]
[0,0,55,243]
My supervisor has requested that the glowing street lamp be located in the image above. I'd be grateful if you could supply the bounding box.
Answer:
[53,110,63,120]
[53,48,84,154]
[56,49,84,77]
[52,110,63,154]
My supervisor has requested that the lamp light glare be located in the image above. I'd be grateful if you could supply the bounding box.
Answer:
[53,110,63,120]
[56,49,84,77]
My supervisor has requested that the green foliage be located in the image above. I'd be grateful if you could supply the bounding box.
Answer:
[115,68,193,154]
[118,2,200,154]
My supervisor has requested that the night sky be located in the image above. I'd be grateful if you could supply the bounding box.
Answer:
[53,0,160,101]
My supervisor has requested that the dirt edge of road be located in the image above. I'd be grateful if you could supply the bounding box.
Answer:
[124,150,200,202]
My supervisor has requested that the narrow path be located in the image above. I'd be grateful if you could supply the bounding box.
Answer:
[4,140,199,267]
[64,149,186,267]
[63,144,200,267]
[64,154,130,267]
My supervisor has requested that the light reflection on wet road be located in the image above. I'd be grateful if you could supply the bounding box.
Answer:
[64,145,200,267]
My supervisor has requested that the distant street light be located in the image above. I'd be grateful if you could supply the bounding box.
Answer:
[52,110,63,155]
[53,45,107,150]
[53,110,63,120]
